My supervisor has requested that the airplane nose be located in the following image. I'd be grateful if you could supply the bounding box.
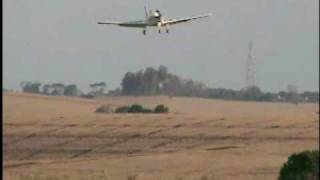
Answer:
[155,10,162,17]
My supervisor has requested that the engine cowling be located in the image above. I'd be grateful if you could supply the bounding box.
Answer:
[155,10,162,17]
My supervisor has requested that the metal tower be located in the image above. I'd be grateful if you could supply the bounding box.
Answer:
[245,41,256,88]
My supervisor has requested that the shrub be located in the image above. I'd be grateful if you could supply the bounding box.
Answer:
[115,106,131,113]
[128,104,144,113]
[141,108,153,113]
[81,94,94,99]
[115,104,169,114]
[279,150,319,180]
[96,104,113,113]
[154,104,169,113]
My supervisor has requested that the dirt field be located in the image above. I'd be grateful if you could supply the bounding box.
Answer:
[3,92,319,180]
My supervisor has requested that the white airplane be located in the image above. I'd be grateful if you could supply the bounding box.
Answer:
[97,7,212,35]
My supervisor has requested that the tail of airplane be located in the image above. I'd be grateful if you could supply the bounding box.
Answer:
[144,6,148,17]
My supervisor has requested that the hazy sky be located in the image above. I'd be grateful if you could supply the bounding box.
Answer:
[3,0,319,93]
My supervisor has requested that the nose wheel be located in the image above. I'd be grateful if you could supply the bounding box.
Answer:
[166,29,169,33]
[142,29,146,35]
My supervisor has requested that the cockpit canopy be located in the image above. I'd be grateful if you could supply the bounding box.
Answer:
[149,9,162,18]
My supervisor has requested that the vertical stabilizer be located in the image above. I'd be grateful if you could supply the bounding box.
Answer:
[144,6,148,17]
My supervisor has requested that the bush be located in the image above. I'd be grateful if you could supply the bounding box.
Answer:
[95,104,113,113]
[154,104,169,113]
[115,106,131,113]
[279,150,319,180]
[128,104,144,113]
[141,108,153,113]
[81,94,94,99]
[115,104,169,114]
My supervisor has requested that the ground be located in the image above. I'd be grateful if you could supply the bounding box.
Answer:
[3,93,319,180]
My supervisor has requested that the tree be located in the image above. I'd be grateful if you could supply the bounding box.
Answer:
[20,81,41,94]
[20,81,31,91]
[143,67,159,95]
[301,92,319,103]
[121,72,140,95]
[108,88,122,96]
[51,83,65,96]
[42,84,52,95]
[162,74,182,96]
[158,65,168,82]
[279,150,319,180]
[64,84,79,96]
[287,85,300,105]
[242,86,263,101]
[89,82,107,97]
[158,65,168,94]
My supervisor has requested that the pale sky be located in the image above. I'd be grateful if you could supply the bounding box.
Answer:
[3,0,319,93]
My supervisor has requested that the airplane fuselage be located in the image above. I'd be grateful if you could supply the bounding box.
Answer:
[117,12,163,28]
[97,8,212,35]
[146,16,162,26]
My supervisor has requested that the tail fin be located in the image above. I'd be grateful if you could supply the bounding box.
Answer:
[144,6,148,17]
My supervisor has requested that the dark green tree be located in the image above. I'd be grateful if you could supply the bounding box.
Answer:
[89,82,107,97]
[20,81,41,94]
[279,150,319,180]
[64,84,79,96]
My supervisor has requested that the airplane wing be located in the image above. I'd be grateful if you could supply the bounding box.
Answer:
[98,20,147,28]
[163,14,212,25]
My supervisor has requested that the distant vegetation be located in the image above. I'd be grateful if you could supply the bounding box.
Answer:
[154,104,169,113]
[121,66,206,97]
[279,150,319,180]
[17,66,318,103]
[103,104,169,114]
[115,106,131,113]
[95,104,113,114]
[89,82,107,97]
[20,81,82,97]
[3,88,9,92]
[19,81,106,98]
[119,66,318,103]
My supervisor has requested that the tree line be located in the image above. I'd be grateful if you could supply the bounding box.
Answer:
[19,81,106,97]
[16,66,319,103]
[120,66,318,103]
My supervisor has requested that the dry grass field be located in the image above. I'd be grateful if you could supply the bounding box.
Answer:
[3,92,319,180]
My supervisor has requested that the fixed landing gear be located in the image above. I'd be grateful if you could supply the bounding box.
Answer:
[157,22,163,34]
[159,29,169,34]
[165,25,170,34]
[141,27,169,35]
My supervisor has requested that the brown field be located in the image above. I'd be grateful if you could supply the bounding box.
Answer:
[3,92,319,180]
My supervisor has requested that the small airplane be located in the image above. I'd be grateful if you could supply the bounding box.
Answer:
[97,7,212,35]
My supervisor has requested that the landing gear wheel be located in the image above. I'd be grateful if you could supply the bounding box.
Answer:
[158,29,161,34]
[142,29,146,35]
[166,29,169,34]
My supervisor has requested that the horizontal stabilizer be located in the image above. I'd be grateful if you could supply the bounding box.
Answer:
[97,21,122,25]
